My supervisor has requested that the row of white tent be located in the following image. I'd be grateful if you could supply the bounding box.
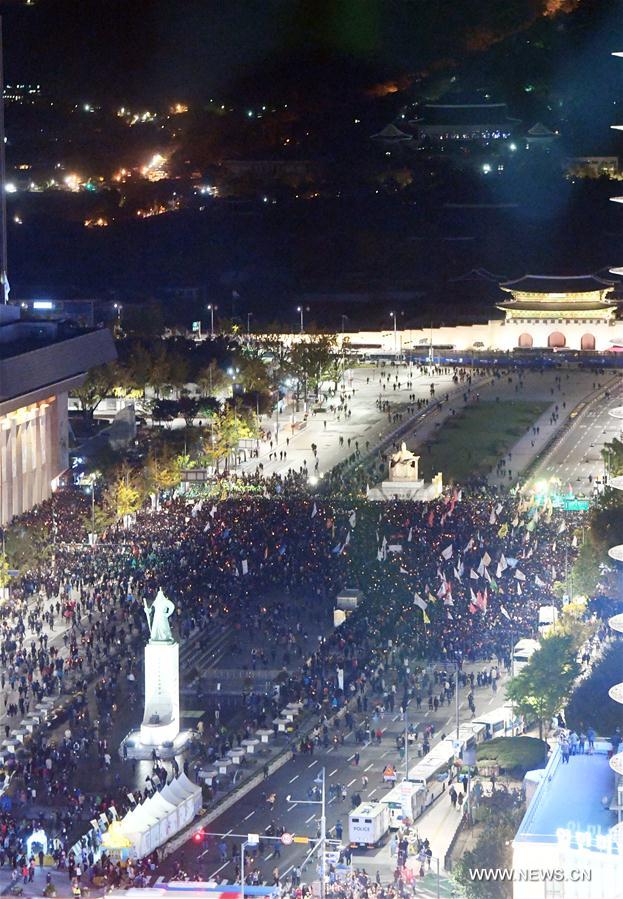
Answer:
[104,773,203,859]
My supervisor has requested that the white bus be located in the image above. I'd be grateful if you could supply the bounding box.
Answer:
[407,738,456,802]
[380,781,426,828]
[512,638,540,674]
[473,704,523,740]
[538,605,559,635]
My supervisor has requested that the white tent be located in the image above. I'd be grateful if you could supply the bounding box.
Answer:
[121,804,160,858]
[160,775,196,827]
[148,791,178,841]
[117,774,202,858]
[177,772,203,816]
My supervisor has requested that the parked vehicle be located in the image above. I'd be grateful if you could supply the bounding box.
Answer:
[348,802,390,848]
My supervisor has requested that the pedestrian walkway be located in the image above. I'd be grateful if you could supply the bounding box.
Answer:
[0,865,107,897]
[236,364,462,481]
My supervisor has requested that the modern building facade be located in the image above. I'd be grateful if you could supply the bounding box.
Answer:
[0,306,116,524]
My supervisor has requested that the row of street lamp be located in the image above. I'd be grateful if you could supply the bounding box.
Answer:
[203,306,401,338]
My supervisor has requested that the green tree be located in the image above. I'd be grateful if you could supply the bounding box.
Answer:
[143,450,182,508]
[237,355,271,393]
[149,343,172,398]
[103,466,145,522]
[602,436,623,477]
[163,348,191,393]
[571,533,605,597]
[453,793,524,899]
[83,504,115,540]
[3,524,52,572]
[120,341,154,396]
[196,360,230,398]
[290,334,338,405]
[566,645,623,737]
[151,399,181,425]
[0,553,10,590]
[72,363,119,422]
[177,395,200,428]
[506,634,580,739]
[202,403,258,472]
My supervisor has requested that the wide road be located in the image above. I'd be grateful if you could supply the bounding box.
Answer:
[533,382,623,492]
[161,663,508,886]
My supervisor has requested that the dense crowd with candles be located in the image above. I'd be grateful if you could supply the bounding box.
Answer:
[0,461,585,891]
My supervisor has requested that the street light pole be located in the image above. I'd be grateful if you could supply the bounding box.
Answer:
[320,766,326,899]
[455,666,460,742]
[404,706,410,779]
[390,312,397,358]
[247,312,253,338]
[208,304,217,338]
[241,840,247,899]
[0,16,8,304]
[286,768,327,899]
[297,306,304,334]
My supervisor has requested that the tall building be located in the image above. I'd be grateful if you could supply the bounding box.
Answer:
[0,306,116,524]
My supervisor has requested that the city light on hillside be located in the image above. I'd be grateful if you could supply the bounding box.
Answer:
[141,153,168,181]
[63,173,81,192]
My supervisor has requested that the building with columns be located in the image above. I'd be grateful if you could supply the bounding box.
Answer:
[0,306,116,525]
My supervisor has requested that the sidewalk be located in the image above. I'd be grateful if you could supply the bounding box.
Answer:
[0,865,106,898]
[235,364,463,481]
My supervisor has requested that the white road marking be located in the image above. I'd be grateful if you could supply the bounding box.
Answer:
[306,813,316,823]
[244,811,255,820]
[347,753,355,761]
[347,778,356,787]
[308,760,318,769]
[288,804,298,812]
[289,775,299,784]
[368,789,377,798]
[207,862,229,874]
[329,768,338,777]
[265,853,274,860]
[364,763,373,772]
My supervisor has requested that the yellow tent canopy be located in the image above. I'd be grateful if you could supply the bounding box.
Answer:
[101,821,132,850]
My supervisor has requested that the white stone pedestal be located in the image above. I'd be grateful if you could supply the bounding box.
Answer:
[366,473,443,502]
[140,640,180,746]
[121,638,192,760]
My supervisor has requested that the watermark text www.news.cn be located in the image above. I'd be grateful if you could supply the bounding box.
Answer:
[469,868,592,883]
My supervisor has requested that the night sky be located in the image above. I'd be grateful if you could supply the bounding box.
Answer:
[2,0,619,105]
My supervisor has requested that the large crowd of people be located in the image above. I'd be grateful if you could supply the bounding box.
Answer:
[0,360,596,892]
